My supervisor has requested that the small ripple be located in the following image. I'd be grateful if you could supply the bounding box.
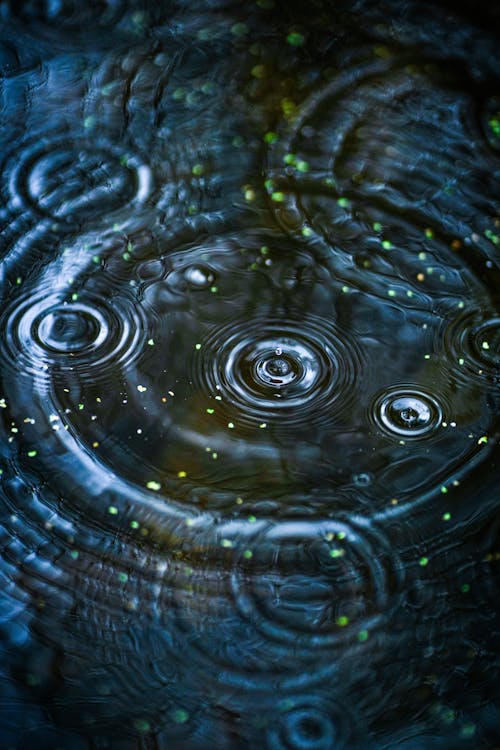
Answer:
[444,310,500,385]
[482,97,500,152]
[265,696,352,750]
[5,131,152,224]
[199,316,363,430]
[372,386,443,439]
[0,290,147,384]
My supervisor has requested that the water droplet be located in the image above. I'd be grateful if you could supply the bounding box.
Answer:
[184,264,215,289]
[374,388,443,438]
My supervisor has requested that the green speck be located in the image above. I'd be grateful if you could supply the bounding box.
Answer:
[243,549,253,559]
[92,255,100,264]
[387,289,397,297]
[118,572,128,583]
[27,450,37,458]
[283,153,296,165]
[373,222,383,232]
[264,131,279,144]
[489,117,500,137]
[271,191,286,202]
[481,340,490,350]
[248,515,257,523]
[419,556,429,567]
[357,629,369,642]
[382,240,393,250]
[440,486,448,494]
[227,422,235,429]
[210,285,218,293]
[206,408,215,414]
[146,481,161,491]
[78,403,84,411]
[329,548,344,558]
[221,539,233,548]
[171,709,189,724]
[337,197,350,208]
[172,87,185,101]
[287,31,305,46]
[201,81,215,95]
[232,135,244,148]
[133,718,151,733]
[147,338,155,346]
[460,723,476,739]
[192,163,205,176]
[130,520,140,529]
[108,506,118,515]
[425,228,434,239]
[70,550,79,559]
[71,293,78,301]
[442,512,451,521]
[302,226,313,237]
[461,583,470,593]
[84,116,96,130]
[296,160,309,173]
[260,245,269,255]
[337,532,346,540]
[195,343,202,350]
[231,22,248,36]
[336,615,349,627]
[477,435,488,445]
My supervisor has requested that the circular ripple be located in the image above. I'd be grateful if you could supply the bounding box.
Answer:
[264,53,497,307]
[266,697,351,750]
[7,134,151,223]
[445,311,500,384]
[200,317,362,428]
[482,97,500,152]
[170,519,400,695]
[373,386,443,439]
[230,520,398,650]
[0,291,147,383]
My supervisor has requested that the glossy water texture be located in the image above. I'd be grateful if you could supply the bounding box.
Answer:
[0,1,499,748]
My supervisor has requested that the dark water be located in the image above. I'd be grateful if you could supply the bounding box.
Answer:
[0,1,499,748]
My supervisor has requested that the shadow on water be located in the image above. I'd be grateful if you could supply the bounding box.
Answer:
[0,1,499,748]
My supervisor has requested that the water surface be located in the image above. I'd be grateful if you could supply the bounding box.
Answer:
[0,1,499,748]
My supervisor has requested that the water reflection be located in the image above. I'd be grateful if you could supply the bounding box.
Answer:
[0,1,498,748]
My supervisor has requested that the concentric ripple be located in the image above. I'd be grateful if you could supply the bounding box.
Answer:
[264,52,498,308]
[168,518,401,696]
[5,133,152,223]
[200,317,362,428]
[264,696,353,750]
[373,386,443,438]
[444,310,500,385]
[0,289,147,384]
